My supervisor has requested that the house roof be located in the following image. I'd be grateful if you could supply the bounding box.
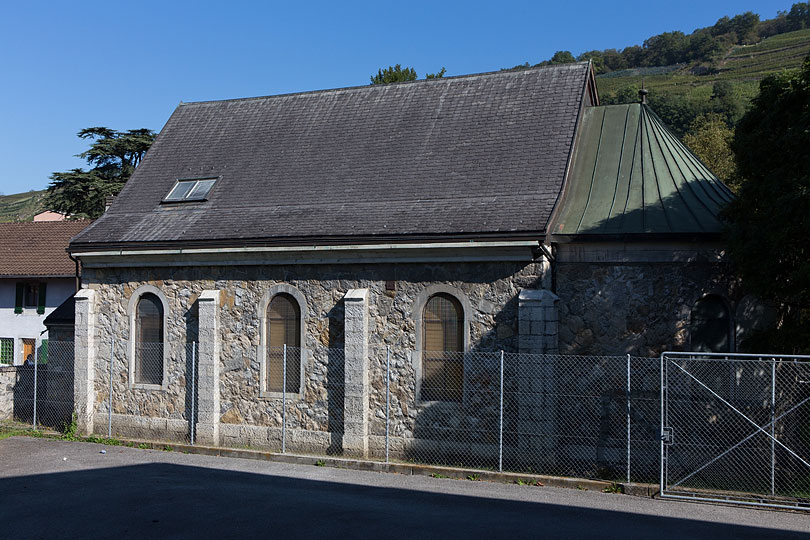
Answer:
[551,103,734,239]
[0,221,90,277]
[70,63,594,251]
[43,294,75,326]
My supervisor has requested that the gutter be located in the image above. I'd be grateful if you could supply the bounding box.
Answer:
[72,240,545,269]
[71,240,541,259]
[68,252,81,291]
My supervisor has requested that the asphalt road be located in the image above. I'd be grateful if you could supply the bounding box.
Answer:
[1,437,808,539]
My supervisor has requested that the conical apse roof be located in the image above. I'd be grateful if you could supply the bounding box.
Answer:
[552,103,734,238]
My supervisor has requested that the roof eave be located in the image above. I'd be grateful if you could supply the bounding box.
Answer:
[69,230,548,254]
[550,231,725,244]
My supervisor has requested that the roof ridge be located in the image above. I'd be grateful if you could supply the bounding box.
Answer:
[177,62,591,107]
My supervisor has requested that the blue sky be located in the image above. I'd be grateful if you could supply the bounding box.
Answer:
[0,0,784,194]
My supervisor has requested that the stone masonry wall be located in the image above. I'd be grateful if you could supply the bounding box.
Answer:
[83,261,547,447]
[556,261,736,357]
[0,366,15,420]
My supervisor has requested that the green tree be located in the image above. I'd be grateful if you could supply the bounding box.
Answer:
[724,57,810,352]
[426,67,446,79]
[548,50,575,64]
[44,127,155,219]
[647,92,708,136]
[643,31,689,66]
[577,50,605,73]
[682,113,739,189]
[786,2,810,31]
[710,81,745,127]
[370,64,417,84]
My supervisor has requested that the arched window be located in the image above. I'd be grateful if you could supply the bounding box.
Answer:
[267,293,301,393]
[135,293,164,385]
[422,293,464,401]
[690,295,733,353]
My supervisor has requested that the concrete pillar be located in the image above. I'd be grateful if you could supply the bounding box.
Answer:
[342,288,369,457]
[517,289,559,462]
[196,290,221,446]
[73,289,96,436]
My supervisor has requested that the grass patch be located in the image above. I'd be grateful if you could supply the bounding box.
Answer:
[515,478,544,487]
[602,483,624,494]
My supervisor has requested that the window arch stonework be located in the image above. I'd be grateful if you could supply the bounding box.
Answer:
[411,285,472,403]
[127,284,169,390]
[257,284,307,398]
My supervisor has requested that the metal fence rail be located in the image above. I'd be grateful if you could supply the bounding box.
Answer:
[661,351,810,510]
[0,340,74,431]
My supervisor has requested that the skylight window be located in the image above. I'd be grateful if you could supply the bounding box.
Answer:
[163,177,218,202]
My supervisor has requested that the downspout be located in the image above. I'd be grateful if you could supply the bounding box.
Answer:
[68,252,81,292]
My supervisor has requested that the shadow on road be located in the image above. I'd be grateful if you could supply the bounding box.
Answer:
[0,463,803,540]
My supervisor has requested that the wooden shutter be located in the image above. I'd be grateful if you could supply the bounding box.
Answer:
[267,294,301,393]
[14,283,24,314]
[37,282,47,314]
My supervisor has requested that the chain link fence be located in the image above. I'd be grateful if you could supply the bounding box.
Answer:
[96,339,197,445]
[9,339,810,508]
[0,340,74,431]
[662,352,810,510]
[380,350,660,482]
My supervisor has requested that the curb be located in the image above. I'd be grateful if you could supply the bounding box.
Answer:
[116,437,658,497]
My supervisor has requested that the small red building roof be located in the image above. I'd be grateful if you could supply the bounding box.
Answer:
[0,220,91,277]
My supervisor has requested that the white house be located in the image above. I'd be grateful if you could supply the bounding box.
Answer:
[0,220,89,365]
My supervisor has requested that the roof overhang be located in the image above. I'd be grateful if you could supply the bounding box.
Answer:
[0,274,75,279]
[73,239,544,268]
[550,232,724,244]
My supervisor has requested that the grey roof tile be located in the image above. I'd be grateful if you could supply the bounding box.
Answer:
[72,63,590,249]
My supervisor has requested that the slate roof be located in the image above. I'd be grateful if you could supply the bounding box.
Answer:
[551,103,734,238]
[0,221,90,277]
[70,63,593,251]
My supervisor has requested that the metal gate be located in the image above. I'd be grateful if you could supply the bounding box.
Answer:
[661,351,810,510]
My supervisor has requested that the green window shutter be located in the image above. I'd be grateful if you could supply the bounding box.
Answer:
[14,283,24,314]
[39,339,49,365]
[37,283,47,315]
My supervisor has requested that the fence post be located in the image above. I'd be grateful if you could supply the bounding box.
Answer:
[191,341,197,446]
[108,338,114,438]
[771,357,776,496]
[499,350,504,473]
[626,353,631,484]
[659,353,665,494]
[385,346,390,464]
[33,339,38,429]
[282,344,287,454]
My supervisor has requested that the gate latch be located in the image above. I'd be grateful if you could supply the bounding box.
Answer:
[661,427,674,445]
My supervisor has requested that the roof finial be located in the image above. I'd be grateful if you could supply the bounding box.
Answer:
[639,80,648,104]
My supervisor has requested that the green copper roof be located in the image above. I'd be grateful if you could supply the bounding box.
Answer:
[552,103,734,237]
